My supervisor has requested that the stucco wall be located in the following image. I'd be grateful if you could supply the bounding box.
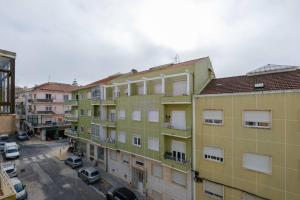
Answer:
[0,115,16,134]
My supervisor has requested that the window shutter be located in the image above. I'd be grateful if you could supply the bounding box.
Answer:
[171,140,186,153]
[138,84,144,95]
[203,146,224,158]
[132,110,141,121]
[203,110,223,120]
[118,110,125,120]
[148,137,159,151]
[203,180,223,199]
[118,131,126,143]
[171,111,186,130]
[243,153,272,174]
[244,111,271,123]
[172,80,187,96]
[148,110,159,122]
[110,130,116,140]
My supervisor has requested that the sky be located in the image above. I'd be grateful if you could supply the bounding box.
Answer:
[1,0,300,87]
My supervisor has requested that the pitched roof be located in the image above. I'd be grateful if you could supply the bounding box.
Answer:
[33,82,77,93]
[201,68,300,95]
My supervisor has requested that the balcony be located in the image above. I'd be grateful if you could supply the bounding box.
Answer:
[161,123,191,138]
[65,113,79,122]
[91,117,101,124]
[100,120,116,127]
[91,98,100,105]
[64,129,78,138]
[0,170,16,200]
[163,152,191,172]
[33,98,53,103]
[101,99,116,106]
[105,137,116,149]
[64,99,78,106]
[161,95,191,104]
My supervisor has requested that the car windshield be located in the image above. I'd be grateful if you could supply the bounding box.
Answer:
[74,159,81,163]
[91,171,99,177]
[7,149,18,153]
[14,183,24,193]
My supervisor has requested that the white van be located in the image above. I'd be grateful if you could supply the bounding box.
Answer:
[4,142,20,159]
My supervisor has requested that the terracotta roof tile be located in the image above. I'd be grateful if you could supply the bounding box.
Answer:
[201,69,300,95]
[33,82,77,93]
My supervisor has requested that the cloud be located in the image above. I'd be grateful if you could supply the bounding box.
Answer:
[0,0,299,86]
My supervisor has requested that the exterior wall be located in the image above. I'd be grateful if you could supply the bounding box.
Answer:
[108,150,132,184]
[194,91,300,200]
[77,88,92,140]
[0,114,16,134]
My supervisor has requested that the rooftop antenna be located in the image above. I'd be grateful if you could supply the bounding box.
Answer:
[48,75,51,82]
[174,54,180,64]
[72,78,78,86]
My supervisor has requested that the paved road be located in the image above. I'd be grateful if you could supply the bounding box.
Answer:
[6,140,105,200]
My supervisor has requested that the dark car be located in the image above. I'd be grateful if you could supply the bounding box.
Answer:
[106,187,138,200]
[77,167,101,184]
[64,156,83,168]
[17,132,29,141]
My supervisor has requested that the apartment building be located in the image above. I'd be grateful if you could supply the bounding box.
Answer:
[193,65,300,200]
[24,82,77,140]
[65,57,215,200]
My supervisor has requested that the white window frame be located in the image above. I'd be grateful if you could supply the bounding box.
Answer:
[132,135,141,147]
[203,109,223,125]
[243,110,272,129]
[148,110,159,122]
[243,153,272,174]
[203,146,224,163]
[132,110,141,121]
[118,110,126,120]
[203,180,224,200]
[148,137,159,151]
[118,131,126,144]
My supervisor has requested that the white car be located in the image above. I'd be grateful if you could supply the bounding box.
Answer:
[4,142,20,159]
[11,177,27,200]
[1,162,17,177]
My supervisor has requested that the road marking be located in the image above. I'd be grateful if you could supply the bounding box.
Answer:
[45,154,52,158]
[38,154,45,160]
[31,156,37,161]
[23,157,28,161]
[89,185,105,197]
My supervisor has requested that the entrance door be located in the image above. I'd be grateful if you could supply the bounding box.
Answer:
[171,111,186,130]
[133,168,144,193]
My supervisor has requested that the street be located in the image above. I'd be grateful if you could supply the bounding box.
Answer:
[6,139,105,200]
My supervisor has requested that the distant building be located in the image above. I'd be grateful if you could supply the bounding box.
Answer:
[22,82,78,140]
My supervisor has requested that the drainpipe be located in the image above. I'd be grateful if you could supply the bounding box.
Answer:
[192,95,196,200]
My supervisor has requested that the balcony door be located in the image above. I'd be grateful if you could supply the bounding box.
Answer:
[171,140,186,162]
[171,110,186,130]
[172,80,187,96]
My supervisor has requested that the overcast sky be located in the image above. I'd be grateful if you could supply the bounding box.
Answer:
[1,0,300,87]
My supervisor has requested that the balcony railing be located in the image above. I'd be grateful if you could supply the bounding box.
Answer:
[161,122,191,138]
[0,170,16,199]
[101,99,116,105]
[91,116,101,124]
[64,99,79,106]
[33,98,53,103]
[65,113,79,122]
[163,152,190,164]
[161,95,191,104]
[163,152,191,171]
[64,129,78,138]
[100,119,116,127]
[105,137,116,144]
[91,97,101,105]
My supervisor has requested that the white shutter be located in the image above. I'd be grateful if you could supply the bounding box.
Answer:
[118,110,125,120]
[148,110,159,122]
[99,126,107,141]
[148,137,159,151]
[172,80,187,96]
[110,130,116,140]
[203,110,223,120]
[244,111,271,123]
[132,110,141,121]
[203,146,224,158]
[171,170,186,186]
[243,153,272,174]
[154,83,162,94]
[171,140,186,153]
[118,131,126,143]
[138,84,144,95]
[203,180,223,199]
[171,111,186,130]
[152,164,162,178]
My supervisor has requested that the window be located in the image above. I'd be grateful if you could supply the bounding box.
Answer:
[92,87,101,99]
[154,83,162,94]
[137,84,144,95]
[118,131,126,143]
[87,109,92,116]
[132,135,141,147]
[33,94,36,99]
[171,170,186,186]
[110,110,116,122]
[110,150,117,160]
[87,92,92,99]
[80,109,85,116]
[63,95,69,100]
[45,93,52,99]
[132,110,141,121]
[122,153,129,164]
[118,110,125,120]
[171,111,186,130]
[90,144,94,157]
[148,137,159,151]
[148,110,159,122]
[243,111,271,128]
[243,153,272,174]
[203,180,224,200]
[136,160,144,167]
[91,124,100,137]
[97,147,104,161]
[203,146,224,163]
[203,110,223,125]
[172,80,187,96]
[171,140,186,162]
[46,106,52,111]
[152,164,162,178]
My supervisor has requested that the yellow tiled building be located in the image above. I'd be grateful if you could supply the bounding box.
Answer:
[193,65,300,200]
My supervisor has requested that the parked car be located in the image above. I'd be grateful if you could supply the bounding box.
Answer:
[1,162,17,178]
[11,177,27,200]
[106,187,138,200]
[77,167,100,184]
[0,141,6,152]
[17,132,29,141]
[4,142,20,159]
[0,134,9,141]
[64,156,83,168]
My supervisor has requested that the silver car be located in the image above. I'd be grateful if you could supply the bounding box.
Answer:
[77,167,101,184]
[64,156,83,168]
[2,162,17,178]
